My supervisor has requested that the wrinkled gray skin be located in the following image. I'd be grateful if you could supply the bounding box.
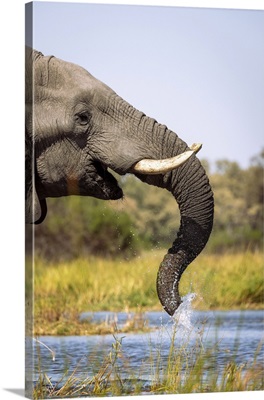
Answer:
[25,47,214,316]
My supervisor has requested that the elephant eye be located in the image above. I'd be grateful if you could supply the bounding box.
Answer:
[76,112,90,126]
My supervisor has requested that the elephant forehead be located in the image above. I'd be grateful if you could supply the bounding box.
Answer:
[35,56,97,94]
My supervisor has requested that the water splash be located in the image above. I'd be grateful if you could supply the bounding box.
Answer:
[170,292,197,336]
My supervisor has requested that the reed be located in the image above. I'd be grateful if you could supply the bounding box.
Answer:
[33,317,264,398]
[33,250,263,335]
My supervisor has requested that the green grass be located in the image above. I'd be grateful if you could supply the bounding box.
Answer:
[31,250,264,335]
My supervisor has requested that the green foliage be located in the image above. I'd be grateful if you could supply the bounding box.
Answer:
[32,196,139,260]
[209,151,263,251]
[119,174,180,247]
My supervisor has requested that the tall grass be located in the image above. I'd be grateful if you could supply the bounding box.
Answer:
[183,251,264,309]
[33,250,263,335]
[33,318,264,398]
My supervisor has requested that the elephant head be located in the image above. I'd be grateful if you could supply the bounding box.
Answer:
[25,47,214,316]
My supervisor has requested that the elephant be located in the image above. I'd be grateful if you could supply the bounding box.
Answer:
[25,47,214,316]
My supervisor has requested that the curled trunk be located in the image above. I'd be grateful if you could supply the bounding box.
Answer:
[132,117,214,315]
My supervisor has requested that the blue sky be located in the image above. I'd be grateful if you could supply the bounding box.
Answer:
[27,1,264,170]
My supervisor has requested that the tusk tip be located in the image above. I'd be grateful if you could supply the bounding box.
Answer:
[190,143,202,154]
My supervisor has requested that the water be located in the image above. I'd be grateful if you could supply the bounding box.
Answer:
[31,295,264,391]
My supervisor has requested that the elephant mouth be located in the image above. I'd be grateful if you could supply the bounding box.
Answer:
[91,161,124,200]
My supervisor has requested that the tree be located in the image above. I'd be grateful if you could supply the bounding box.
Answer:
[244,149,264,231]
[118,175,180,247]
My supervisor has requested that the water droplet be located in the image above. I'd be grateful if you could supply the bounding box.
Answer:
[171,292,197,334]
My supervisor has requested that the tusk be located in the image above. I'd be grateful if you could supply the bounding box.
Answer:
[131,151,193,175]
[190,143,202,154]
[131,143,202,175]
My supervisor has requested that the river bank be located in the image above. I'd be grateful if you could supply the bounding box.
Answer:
[30,250,263,336]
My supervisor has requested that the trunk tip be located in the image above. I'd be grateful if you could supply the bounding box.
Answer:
[163,299,182,316]
[157,253,184,316]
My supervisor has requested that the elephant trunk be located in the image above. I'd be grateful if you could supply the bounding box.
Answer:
[132,115,214,316]
[157,161,214,315]
[93,96,214,316]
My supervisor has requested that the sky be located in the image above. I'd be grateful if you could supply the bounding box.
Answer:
[26,1,264,170]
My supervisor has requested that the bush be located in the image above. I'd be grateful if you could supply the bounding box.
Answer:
[30,196,140,260]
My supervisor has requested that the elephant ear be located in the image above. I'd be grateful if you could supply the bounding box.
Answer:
[25,48,47,224]
[25,182,47,224]
[25,134,47,224]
